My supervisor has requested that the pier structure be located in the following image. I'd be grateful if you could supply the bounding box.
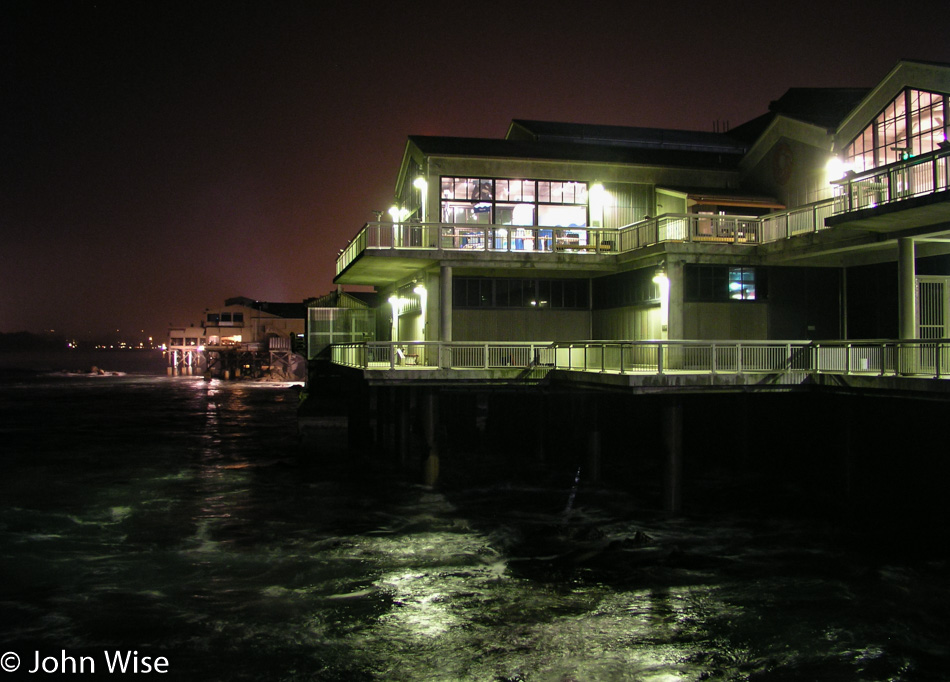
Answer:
[304,60,950,511]
[166,297,307,380]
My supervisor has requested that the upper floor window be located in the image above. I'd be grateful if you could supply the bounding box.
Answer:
[441,177,588,227]
[453,277,589,309]
[844,88,948,172]
[685,265,762,302]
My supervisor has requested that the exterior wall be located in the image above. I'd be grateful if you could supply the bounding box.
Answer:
[592,305,662,340]
[204,305,304,346]
[453,308,589,341]
[682,302,769,340]
[740,122,836,209]
[766,267,842,340]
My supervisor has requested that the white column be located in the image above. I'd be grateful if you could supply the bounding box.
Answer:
[898,237,917,340]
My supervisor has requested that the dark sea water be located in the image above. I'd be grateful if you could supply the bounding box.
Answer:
[1,353,949,680]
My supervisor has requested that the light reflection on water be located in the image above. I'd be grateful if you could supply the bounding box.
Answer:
[0,375,948,680]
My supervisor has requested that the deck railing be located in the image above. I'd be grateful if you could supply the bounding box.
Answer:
[335,209,836,275]
[832,149,950,214]
[332,339,950,379]
[335,149,950,276]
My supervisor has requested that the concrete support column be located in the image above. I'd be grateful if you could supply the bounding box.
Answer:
[666,259,683,341]
[586,397,602,483]
[440,265,453,342]
[898,237,917,340]
[663,398,684,514]
[423,389,440,487]
[439,265,452,368]
[898,238,917,375]
[398,390,411,467]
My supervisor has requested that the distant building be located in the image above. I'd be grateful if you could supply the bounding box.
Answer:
[167,297,307,379]
[331,60,950,349]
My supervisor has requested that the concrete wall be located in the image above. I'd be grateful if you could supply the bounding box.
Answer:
[592,305,662,340]
[453,308,590,341]
[682,302,769,340]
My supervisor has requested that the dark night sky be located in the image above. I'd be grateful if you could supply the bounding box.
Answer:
[2,1,948,342]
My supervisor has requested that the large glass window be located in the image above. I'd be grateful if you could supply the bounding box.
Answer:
[844,88,948,172]
[440,177,588,227]
[453,277,589,309]
[685,265,762,302]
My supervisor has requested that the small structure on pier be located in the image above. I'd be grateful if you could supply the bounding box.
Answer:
[166,296,308,380]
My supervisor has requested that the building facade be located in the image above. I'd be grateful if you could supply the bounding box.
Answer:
[332,61,950,352]
[167,297,307,378]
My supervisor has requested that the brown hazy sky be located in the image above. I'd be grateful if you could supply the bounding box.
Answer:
[2,0,948,340]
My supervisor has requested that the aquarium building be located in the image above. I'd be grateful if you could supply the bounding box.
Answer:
[331,60,950,365]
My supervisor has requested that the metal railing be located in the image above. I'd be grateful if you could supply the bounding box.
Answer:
[332,339,950,379]
[833,149,950,214]
[335,149,950,276]
[333,341,555,371]
[336,210,833,275]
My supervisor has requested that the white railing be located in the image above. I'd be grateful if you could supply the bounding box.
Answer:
[335,150,950,275]
[332,339,950,379]
[333,341,555,371]
[336,209,836,275]
[833,149,950,214]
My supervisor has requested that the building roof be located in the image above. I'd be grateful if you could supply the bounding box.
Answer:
[408,134,744,171]
[728,87,871,142]
[222,297,307,318]
[508,119,749,155]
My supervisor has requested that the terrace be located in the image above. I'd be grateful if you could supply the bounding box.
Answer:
[335,148,950,284]
[331,339,950,388]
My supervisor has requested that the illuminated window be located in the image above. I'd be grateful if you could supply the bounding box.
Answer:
[844,88,948,172]
[440,177,588,227]
[685,265,762,302]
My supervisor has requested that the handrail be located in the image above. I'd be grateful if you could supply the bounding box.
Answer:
[335,151,950,276]
[832,148,950,214]
[331,339,950,379]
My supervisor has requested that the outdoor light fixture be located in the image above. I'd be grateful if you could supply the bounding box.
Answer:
[589,183,605,228]
[413,177,428,222]
[652,262,668,284]
[826,156,849,181]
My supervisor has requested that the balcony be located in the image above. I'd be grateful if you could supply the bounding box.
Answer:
[827,148,950,232]
[335,154,950,284]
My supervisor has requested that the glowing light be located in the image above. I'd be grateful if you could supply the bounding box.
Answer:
[827,156,850,181]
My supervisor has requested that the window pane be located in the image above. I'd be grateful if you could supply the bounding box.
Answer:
[539,205,587,227]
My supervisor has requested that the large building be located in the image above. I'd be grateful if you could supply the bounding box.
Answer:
[332,60,950,352]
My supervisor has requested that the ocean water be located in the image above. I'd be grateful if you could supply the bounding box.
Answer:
[1,361,949,680]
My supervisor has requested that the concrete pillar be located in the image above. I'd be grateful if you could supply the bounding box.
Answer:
[666,259,683,341]
[398,390,411,467]
[587,430,602,484]
[663,398,684,513]
[898,237,917,340]
[423,389,440,487]
[898,238,917,374]
[440,265,453,341]
[586,396,602,483]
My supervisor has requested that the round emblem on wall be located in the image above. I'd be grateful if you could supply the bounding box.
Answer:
[771,141,794,186]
